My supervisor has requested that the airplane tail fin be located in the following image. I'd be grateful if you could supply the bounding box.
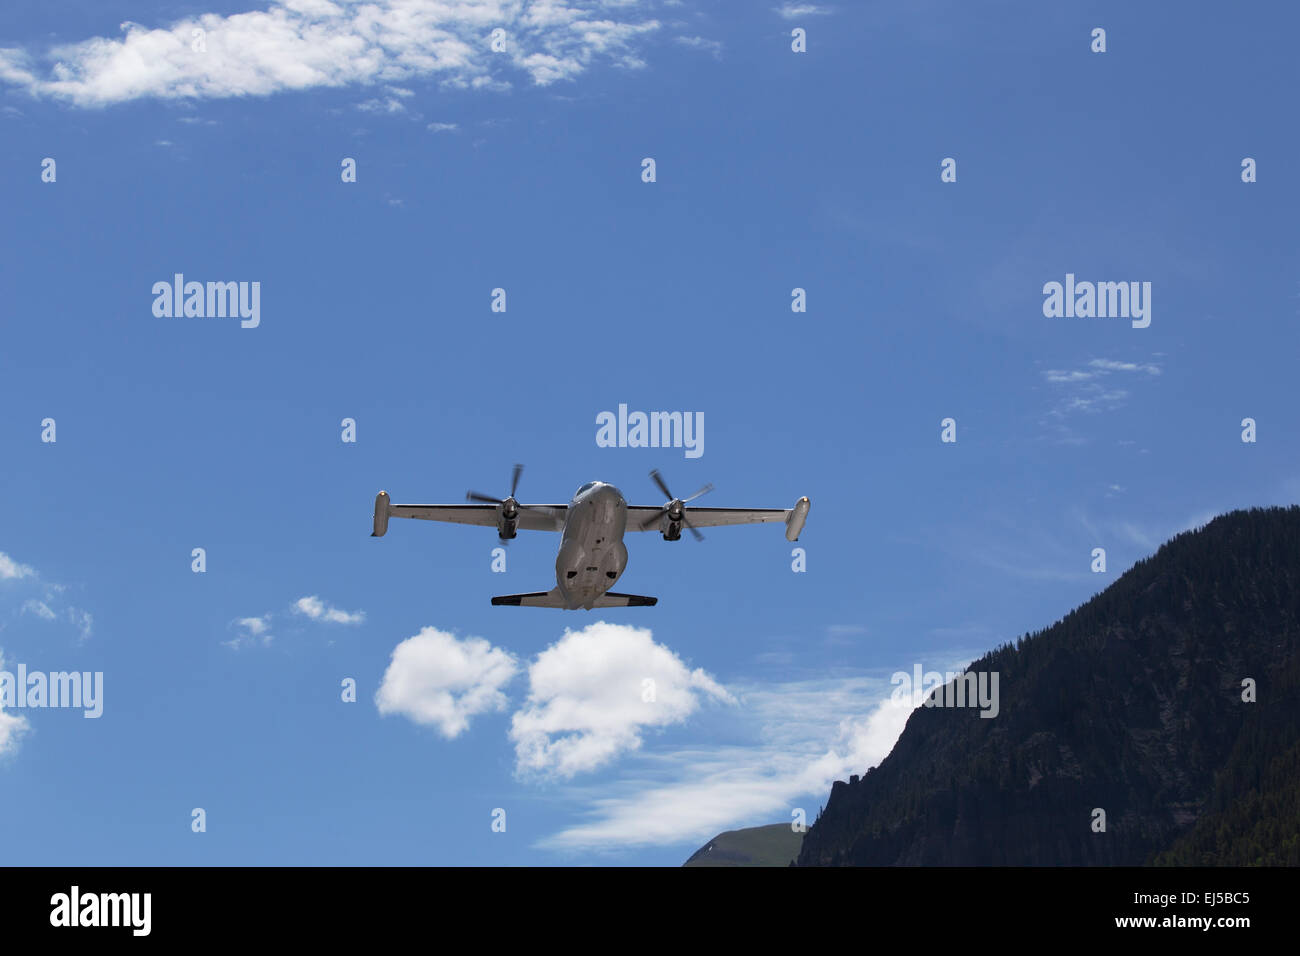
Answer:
[491,589,657,609]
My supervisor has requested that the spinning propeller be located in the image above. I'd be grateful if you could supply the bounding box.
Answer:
[467,464,543,541]
[640,469,713,540]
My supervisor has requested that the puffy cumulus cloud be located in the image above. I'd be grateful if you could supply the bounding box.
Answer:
[238,616,271,636]
[0,708,27,757]
[376,627,518,738]
[0,650,32,758]
[509,621,735,779]
[0,0,662,108]
[293,595,364,624]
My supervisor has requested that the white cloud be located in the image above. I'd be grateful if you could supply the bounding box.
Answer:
[0,1,662,108]
[1088,358,1161,375]
[0,553,34,580]
[293,595,364,625]
[2,553,93,641]
[356,96,407,114]
[376,626,518,738]
[537,674,916,851]
[0,707,27,757]
[1042,369,1095,384]
[427,121,459,132]
[775,3,833,19]
[1042,356,1162,393]
[225,596,362,648]
[69,609,93,641]
[224,614,273,650]
[21,600,55,621]
[1039,356,1163,442]
[1062,388,1129,414]
[0,650,32,758]
[509,621,735,779]
[673,35,721,58]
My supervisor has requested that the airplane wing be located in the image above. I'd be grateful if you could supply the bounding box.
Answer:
[625,507,788,529]
[372,492,566,536]
[625,497,811,540]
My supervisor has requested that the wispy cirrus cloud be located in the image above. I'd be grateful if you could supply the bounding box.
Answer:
[293,595,364,625]
[356,96,408,114]
[537,672,918,852]
[1086,358,1161,376]
[1039,356,1163,443]
[775,3,833,19]
[21,600,55,621]
[673,35,722,59]
[225,595,363,649]
[0,0,663,108]
[1,551,93,642]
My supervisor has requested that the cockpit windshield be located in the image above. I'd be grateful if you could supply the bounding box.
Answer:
[576,481,598,494]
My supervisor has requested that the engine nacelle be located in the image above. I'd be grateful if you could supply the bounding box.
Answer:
[660,500,685,541]
[498,497,519,539]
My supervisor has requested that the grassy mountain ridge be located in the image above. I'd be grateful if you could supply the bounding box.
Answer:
[682,824,803,867]
[795,506,1300,866]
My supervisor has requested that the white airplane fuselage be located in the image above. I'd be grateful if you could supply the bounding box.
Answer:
[556,481,629,609]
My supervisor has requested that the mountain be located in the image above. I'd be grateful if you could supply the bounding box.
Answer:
[683,824,804,867]
[796,506,1300,866]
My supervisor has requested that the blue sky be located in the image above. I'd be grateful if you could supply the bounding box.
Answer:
[0,0,1296,865]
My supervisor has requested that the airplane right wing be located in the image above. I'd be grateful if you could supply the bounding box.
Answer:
[372,492,566,536]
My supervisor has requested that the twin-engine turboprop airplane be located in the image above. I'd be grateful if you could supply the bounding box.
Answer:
[371,466,811,609]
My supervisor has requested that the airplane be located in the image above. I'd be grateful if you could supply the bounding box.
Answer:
[370,466,810,609]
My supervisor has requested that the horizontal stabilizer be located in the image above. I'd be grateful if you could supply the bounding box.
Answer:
[491,589,658,609]
[590,592,658,608]
[491,590,565,608]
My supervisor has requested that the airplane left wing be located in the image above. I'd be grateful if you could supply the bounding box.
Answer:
[625,497,810,541]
